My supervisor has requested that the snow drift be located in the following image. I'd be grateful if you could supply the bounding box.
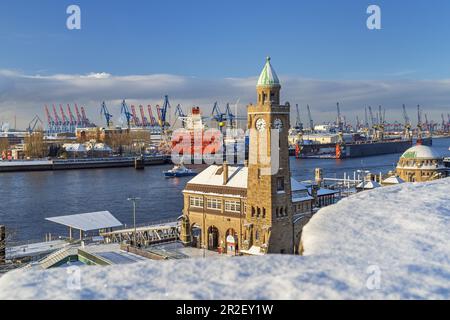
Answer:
[0,178,449,300]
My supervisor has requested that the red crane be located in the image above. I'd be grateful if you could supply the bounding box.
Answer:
[67,104,76,127]
[139,105,149,127]
[148,105,156,126]
[130,105,141,127]
[44,105,53,126]
[80,106,89,125]
[52,104,61,125]
[74,104,83,126]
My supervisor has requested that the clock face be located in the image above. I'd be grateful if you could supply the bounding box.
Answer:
[255,118,266,132]
[274,118,283,131]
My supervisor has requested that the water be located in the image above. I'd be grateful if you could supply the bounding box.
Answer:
[1,138,449,242]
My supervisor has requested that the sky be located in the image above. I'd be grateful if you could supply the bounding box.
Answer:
[0,0,450,128]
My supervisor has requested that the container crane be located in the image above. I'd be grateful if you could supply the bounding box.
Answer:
[100,101,113,127]
[80,106,91,127]
[139,105,149,127]
[130,105,141,127]
[67,104,76,131]
[148,105,157,127]
[120,100,132,128]
[44,105,55,133]
[52,104,61,131]
[74,104,83,127]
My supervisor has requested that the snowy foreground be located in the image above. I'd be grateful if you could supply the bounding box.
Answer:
[0,178,449,300]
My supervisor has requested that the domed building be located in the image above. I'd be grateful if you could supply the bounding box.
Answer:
[396,145,448,182]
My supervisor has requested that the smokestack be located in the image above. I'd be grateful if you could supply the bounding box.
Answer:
[0,225,5,264]
[223,161,229,185]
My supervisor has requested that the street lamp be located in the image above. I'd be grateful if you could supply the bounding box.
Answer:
[127,197,141,247]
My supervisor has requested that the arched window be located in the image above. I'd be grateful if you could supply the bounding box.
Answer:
[280,207,284,216]
[262,208,266,218]
[255,230,259,241]
[251,207,255,217]
[257,207,261,217]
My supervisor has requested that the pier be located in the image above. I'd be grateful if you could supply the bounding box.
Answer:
[101,221,180,247]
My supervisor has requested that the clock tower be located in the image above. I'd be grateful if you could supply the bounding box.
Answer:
[244,57,293,254]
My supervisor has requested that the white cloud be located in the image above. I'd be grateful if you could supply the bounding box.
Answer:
[0,70,449,129]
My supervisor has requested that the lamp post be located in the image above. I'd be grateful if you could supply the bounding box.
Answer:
[127,197,141,247]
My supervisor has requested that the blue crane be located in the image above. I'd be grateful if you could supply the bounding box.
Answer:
[174,104,186,128]
[100,101,113,127]
[120,100,132,128]
[211,102,226,131]
[157,95,171,130]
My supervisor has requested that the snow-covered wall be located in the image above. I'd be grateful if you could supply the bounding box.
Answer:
[0,178,449,300]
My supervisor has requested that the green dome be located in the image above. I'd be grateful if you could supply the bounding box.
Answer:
[257,57,280,87]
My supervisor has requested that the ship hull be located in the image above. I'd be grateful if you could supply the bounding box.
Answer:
[296,139,413,159]
[340,140,413,158]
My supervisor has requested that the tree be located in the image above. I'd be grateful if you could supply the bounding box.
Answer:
[24,130,47,158]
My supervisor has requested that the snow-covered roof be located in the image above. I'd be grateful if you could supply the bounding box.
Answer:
[382,176,405,184]
[187,165,309,194]
[187,165,248,189]
[46,211,122,231]
[257,57,280,87]
[86,143,112,152]
[356,180,381,189]
[63,143,87,152]
[291,178,308,192]
[401,145,442,160]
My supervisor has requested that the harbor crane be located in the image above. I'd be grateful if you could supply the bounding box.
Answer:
[147,105,157,127]
[336,102,343,132]
[295,104,303,130]
[174,104,187,128]
[211,102,227,132]
[139,105,149,127]
[120,100,133,128]
[44,105,55,133]
[27,115,44,133]
[306,105,314,132]
[402,104,412,138]
[130,105,141,127]
[157,95,171,130]
[52,105,61,128]
[100,101,113,127]
[80,106,92,127]
[67,104,76,132]
[74,104,83,127]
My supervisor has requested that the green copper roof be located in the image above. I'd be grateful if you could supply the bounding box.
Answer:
[257,57,280,87]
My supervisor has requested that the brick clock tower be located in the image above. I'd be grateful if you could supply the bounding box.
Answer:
[244,57,294,254]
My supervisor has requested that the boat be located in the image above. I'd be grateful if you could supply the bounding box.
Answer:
[164,164,197,178]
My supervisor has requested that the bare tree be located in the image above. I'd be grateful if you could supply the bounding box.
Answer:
[24,129,47,159]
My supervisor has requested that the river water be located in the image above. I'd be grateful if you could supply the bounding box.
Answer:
[1,138,449,242]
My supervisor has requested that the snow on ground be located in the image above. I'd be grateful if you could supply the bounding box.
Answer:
[0,178,449,300]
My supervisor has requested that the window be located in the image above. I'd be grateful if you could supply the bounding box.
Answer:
[225,200,241,213]
[189,196,203,208]
[277,177,285,192]
[251,207,255,217]
[257,207,261,217]
[262,208,266,218]
[206,198,222,211]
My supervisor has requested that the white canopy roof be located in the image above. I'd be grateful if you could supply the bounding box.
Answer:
[356,180,381,189]
[382,176,405,184]
[46,211,122,231]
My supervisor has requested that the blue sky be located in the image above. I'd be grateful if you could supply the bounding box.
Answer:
[1,0,450,78]
[0,0,450,127]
